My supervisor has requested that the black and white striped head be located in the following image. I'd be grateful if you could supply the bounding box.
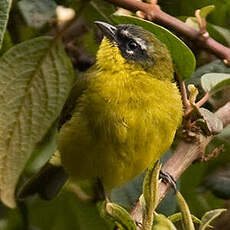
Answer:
[95,21,174,80]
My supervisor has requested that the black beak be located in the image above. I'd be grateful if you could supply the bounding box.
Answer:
[94,21,117,42]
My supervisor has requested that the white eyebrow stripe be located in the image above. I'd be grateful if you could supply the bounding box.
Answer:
[121,29,131,37]
[121,29,147,50]
[132,37,147,51]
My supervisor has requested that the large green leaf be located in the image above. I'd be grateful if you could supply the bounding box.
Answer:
[112,14,196,79]
[0,30,13,55]
[201,73,230,94]
[0,0,12,50]
[0,37,75,208]
[24,121,58,175]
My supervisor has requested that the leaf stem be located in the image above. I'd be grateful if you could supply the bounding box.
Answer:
[196,92,210,108]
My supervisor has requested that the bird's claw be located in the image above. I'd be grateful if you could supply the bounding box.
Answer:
[159,170,177,192]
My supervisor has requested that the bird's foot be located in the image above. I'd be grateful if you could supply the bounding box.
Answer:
[159,170,177,192]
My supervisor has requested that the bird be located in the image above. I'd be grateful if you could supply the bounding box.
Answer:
[57,21,183,191]
[17,21,183,200]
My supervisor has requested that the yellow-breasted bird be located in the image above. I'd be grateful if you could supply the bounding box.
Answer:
[18,21,183,200]
[58,22,183,190]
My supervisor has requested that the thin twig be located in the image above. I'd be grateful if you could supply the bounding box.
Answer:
[195,9,208,37]
[184,92,210,116]
[196,92,210,108]
[180,80,190,110]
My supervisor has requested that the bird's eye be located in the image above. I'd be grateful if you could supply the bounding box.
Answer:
[127,40,138,50]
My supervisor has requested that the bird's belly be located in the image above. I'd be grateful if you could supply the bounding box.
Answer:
[58,108,176,190]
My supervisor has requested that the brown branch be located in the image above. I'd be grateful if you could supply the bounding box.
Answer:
[158,135,212,202]
[131,101,230,226]
[105,0,230,63]
[159,102,230,200]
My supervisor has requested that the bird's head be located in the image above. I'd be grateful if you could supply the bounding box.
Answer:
[95,21,174,81]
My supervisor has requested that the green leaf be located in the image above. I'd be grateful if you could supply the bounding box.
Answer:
[112,14,196,79]
[24,121,58,175]
[0,36,75,208]
[199,5,215,19]
[201,73,230,95]
[199,209,226,230]
[18,0,57,28]
[106,202,137,230]
[152,212,177,230]
[143,161,161,210]
[0,30,13,55]
[177,191,195,230]
[0,0,12,50]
